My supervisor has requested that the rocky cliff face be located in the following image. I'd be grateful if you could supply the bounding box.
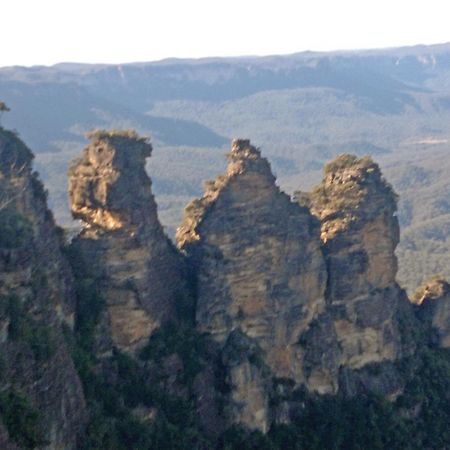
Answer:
[69,130,187,354]
[302,154,411,395]
[0,128,85,449]
[177,139,327,430]
[0,123,435,444]
[307,155,399,300]
[177,148,417,431]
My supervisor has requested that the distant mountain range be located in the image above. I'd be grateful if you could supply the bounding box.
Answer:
[2,42,450,291]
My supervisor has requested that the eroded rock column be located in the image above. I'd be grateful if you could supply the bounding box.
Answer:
[177,139,327,430]
[69,130,187,354]
[303,154,411,395]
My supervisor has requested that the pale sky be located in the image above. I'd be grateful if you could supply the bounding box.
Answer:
[2,0,450,67]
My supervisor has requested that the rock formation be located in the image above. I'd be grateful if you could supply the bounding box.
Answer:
[414,276,450,348]
[0,127,85,449]
[1,122,442,445]
[69,130,187,354]
[177,147,419,431]
[301,154,412,395]
[177,139,327,430]
[307,155,399,300]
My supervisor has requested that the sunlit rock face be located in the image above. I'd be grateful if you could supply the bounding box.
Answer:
[69,130,187,354]
[177,139,327,430]
[0,128,85,449]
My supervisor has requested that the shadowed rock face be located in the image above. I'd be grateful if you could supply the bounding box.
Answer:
[69,130,187,354]
[0,129,77,327]
[0,128,85,450]
[415,277,450,348]
[177,139,327,430]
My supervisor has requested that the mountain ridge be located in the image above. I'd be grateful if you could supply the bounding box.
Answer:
[2,40,450,71]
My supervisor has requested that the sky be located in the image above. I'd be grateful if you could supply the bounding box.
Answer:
[2,0,450,67]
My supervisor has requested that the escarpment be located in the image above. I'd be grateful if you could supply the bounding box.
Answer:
[178,139,327,430]
[69,130,188,354]
[0,128,85,449]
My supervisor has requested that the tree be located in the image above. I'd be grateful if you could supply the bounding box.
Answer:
[0,101,10,126]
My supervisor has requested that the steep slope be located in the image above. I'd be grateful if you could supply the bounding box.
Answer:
[69,130,188,354]
[0,127,85,449]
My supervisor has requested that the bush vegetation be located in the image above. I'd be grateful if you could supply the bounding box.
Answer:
[6,295,56,362]
[0,209,33,249]
[0,389,48,449]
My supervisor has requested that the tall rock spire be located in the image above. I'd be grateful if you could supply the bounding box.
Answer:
[177,139,327,430]
[69,130,188,354]
[308,154,399,300]
[302,154,412,395]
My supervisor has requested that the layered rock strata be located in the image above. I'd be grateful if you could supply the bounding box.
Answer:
[69,130,187,354]
[0,128,85,449]
[177,139,327,430]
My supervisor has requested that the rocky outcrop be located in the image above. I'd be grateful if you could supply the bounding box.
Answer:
[69,130,187,354]
[177,139,327,430]
[414,276,450,348]
[0,127,85,449]
[301,154,411,394]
